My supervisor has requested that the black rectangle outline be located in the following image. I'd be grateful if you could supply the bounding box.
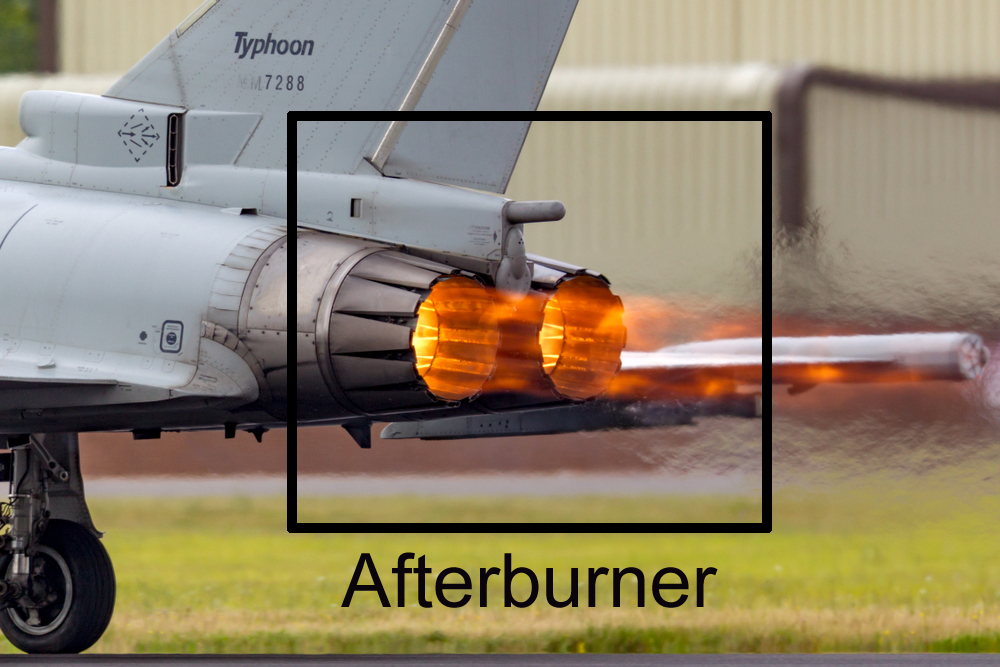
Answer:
[159,319,184,354]
[286,111,772,534]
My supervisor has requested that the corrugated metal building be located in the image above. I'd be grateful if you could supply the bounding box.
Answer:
[559,0,1000,77]
[512,67,774,303]
[53,0,1000,78]
[58,0,204,74]
[774,72,1000,332]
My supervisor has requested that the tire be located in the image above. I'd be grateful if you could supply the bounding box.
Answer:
[0,520,116,653]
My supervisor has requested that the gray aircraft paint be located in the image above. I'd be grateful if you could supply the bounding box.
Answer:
[296,120,534,195]
[5,101,533,266]
[296,170,507,262]
[0,0,759,655]
[0,180,282,416]
[0,96,279,216]
[104,0,575,191]
[0,0,582,436]
[0,0,948,440]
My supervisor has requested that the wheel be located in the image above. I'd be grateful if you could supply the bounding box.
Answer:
[0,520,115,653]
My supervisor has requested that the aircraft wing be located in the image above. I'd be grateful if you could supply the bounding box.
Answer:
[0,324,262,414]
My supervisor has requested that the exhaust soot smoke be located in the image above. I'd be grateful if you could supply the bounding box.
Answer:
[768,318,1000,488]
[408,287,767,478]
[561,296,993,486]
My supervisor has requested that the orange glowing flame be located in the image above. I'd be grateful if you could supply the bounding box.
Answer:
[538,276,627,399]
[412,286,767,404]
[478,292,553,398]
[804,365,844,383]
[605,366,743,402]
[604,294,763,401]
[413,277,500,401]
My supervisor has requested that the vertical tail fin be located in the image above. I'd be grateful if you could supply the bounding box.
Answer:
[105,0,577,174]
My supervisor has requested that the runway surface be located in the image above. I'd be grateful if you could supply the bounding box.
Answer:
[9,654,999,666]
[81,473,760,497]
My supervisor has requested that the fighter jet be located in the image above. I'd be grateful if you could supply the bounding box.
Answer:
[0,0,988,654]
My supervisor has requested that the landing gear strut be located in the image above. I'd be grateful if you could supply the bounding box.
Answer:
[0,434,114,653]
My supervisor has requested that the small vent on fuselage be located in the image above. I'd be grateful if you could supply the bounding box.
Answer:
[166,113,183,186]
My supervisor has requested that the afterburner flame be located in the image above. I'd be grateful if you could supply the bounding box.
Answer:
[413,276,500,401]
[539,276,627,399]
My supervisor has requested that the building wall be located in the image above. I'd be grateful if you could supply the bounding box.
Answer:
[58,0,204,74]
[738,0,1000,77]
[55,0,1000,77]
[560,0,1000,77]
[508,65,776,305]
[508,118,765,305]
[775,84,1000,331]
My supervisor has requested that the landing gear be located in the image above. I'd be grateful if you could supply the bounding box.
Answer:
[0,520,115,653]
[0,434,114,653]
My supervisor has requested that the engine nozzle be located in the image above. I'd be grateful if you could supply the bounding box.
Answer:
[413,276,500,400]
[539,276,626,399]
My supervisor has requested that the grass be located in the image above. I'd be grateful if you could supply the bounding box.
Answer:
[0,484,997,653]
